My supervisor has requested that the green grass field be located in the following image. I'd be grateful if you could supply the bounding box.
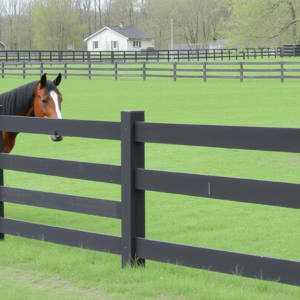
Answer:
[1,67,300,299]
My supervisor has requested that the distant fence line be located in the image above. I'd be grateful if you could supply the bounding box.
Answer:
[1,111,300,286]
[281,45,300,57]
[0,48,281,63]
[1,61,300,82]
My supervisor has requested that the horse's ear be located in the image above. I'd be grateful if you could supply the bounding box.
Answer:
[40,73,47,89]
[53,73,61,86]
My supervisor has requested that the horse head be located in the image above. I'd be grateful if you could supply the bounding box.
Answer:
[34,73,64,142]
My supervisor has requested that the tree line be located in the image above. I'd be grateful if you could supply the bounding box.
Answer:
[0,0,299,51]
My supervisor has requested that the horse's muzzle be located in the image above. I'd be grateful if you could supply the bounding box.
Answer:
[50,134,64,142]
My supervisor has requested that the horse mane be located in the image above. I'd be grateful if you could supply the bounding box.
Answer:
[0,80,59,116]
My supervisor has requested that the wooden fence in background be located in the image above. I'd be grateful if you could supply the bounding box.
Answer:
[0,48,281,63]
[1,110,300,286]
[1,61,300,82]
[281,45,300,57]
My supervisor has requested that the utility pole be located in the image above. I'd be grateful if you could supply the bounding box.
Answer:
[171,18,173,51]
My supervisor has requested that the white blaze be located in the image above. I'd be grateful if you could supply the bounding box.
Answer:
[50,91,62,119]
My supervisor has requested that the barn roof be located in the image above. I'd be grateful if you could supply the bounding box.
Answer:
[84,26,154,41]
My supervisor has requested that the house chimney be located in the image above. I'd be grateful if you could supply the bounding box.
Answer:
[120,22,124,27]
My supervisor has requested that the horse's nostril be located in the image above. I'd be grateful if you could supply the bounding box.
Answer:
[50,134,64,142]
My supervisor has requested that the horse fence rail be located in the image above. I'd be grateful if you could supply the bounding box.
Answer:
[1,61,300,82]
[0,48,281,63]
[0,110,300,285]
[1,186,121,218]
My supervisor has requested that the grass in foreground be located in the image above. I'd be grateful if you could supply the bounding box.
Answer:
[0,75,300,299]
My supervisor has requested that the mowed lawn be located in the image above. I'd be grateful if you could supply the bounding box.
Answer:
[1,73,300,299]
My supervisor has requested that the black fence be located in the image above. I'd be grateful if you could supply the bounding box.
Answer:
[0,48,281,63]
[281,45,300,57]
[1,110,300,286]
[1,61,300,82]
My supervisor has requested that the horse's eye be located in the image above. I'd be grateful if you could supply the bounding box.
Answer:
[42,99,47,104]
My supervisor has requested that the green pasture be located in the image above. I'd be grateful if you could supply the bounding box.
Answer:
[1,71,300,299]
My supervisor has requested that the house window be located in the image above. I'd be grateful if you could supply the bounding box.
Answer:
[93,41,99,49]
[111,40,119,50]
[133,40,141,48]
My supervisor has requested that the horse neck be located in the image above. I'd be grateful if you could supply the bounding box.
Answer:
[17,105,34,117]
[0,81,39,117]
[16,84,39,117]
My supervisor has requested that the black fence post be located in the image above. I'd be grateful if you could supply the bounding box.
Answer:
[280,62,284,83]
[115,62,118,80]
[143,62,146,81]
[279,47,281,57]
[64,63,67,79]
[240,62,243,82]
[203,62,207,83]
[23,62,26,79]
[88,62,91,80]
[121,111,145,268]
[173,62,177,81]
[0,106,4,240]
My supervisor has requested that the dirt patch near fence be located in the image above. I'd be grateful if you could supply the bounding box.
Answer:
[0,266,110,300]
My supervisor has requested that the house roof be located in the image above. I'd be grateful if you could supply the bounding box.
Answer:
[84,26,154,41]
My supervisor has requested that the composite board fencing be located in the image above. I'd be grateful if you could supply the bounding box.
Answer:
[0,48,281,63]
[1,61,300,82]
[0,110,300,285]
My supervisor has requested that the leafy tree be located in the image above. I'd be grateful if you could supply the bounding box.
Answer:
[224,0,300,47]
[138,0,176,49]
[0,0,32,50]
[33,0,85,50]
[110,0,139,26]
[174,0,229,45]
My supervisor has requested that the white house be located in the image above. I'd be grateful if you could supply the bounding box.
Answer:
[84,22,155,51]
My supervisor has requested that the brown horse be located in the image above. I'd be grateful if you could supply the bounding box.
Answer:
[0,73,63,153]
